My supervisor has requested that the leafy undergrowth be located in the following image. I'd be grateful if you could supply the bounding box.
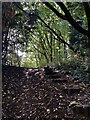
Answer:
[2,65,90,120]
[56,60,90,81]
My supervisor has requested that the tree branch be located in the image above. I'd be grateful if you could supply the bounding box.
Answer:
[42,1,89,36]
[37,15,75,52]
[83,2,90,35]
[42,2,66,20]
[56,2,89,36]
[14,2,76,52]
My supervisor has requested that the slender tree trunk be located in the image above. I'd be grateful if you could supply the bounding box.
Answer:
[50,32,53,63]
[83,2,90,48]
[83,2,90,81]
[64,43,67,60]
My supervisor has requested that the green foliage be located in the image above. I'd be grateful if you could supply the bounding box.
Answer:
[2,2,90,68]
[21,53,37,68]
[58,57,90,81]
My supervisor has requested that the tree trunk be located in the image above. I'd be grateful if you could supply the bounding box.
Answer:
[50,32,53,63]
[83,3,90,81]
[83,2,90,48]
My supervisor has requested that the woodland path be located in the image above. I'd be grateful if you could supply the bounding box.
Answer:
[2,65,90,120]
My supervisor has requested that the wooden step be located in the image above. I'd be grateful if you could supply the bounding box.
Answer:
[52,79,68,83]
[63,87,81,94]
[73,105,90,117]
[48,74,61,79]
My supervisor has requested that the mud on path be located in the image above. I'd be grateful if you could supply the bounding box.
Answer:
[2,65,90,120]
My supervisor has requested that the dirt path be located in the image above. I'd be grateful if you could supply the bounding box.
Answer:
[2,65,90,119]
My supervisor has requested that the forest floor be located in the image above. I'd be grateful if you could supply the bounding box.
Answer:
[2,65,90,120]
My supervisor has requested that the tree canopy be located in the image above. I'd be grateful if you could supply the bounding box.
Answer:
[2,2,90,67]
